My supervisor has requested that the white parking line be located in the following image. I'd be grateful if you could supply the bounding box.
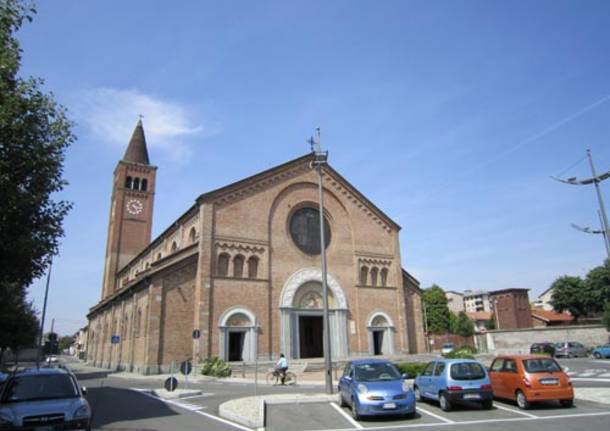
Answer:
[415,406,454,424]
[177,392,215,400]
[329,402,363,429]
[571,377,610,382]
[493,402,538,418]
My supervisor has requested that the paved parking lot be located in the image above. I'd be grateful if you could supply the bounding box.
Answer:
[265,398,610,431]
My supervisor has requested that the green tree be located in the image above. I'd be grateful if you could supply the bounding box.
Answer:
[584,260,610,313]
[0,0,74,295]
[484,315,496,330]
[58,335,73,352]
[0,283,38,365]
[423,284,452,334]
[550,275,590,321]
[454,311,475,337]
[603,302,610,332]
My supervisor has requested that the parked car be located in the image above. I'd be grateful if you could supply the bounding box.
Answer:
[338,359,416,420]
[488,355,573,409]
[530,342,556,357]
[554,342,587,358]
[0,367,92,430]
[413,359,493,411]
[46,355,59,365]
[592,344,610,359]
[441,343,455,356]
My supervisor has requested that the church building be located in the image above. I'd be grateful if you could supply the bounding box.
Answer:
[87,121,425,373]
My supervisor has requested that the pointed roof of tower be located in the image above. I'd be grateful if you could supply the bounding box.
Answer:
[122,119,150,164]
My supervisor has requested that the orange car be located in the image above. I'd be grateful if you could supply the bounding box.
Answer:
[488,355,573,409]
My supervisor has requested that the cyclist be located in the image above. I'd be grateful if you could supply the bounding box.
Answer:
[275,353,288,385]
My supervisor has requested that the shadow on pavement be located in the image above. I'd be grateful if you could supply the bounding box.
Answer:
[87,386,179,428]
[74,370,113,380]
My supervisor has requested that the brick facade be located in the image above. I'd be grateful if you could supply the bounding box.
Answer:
[87,124,425,373]
[489,288,532,330]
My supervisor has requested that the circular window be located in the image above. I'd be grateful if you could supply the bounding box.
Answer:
[289,207,331,255]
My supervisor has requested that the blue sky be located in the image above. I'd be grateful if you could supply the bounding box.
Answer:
[18,0,610,335]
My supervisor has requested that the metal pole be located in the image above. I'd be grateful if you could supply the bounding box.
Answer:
[598,210,610,257]
[587,149,610,260]
[37,260,53,367]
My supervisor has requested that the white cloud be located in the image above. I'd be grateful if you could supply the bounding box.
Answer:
[73,88,215,162]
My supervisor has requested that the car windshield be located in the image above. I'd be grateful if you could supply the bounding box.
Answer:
[354,363,401,382]
[523,358,562,373]
[3,374,78,402]
[450,363,486,381]
[555,343,565,348]
[443,344,454,348]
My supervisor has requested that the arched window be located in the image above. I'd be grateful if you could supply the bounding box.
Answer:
[360,266,369,285]
[170,241,177,252]
[141,178,148,191]
[133,177,140,190]
[370,267,379,287]
[157,252,162,261]
[217,253,230,276]
[380,268,388,286]
[233,254,245,278]
[189,227,197,243]
[125,176,133,189]
[247,256,259,279]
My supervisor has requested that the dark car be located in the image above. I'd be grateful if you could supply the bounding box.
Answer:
[0,367,92,430]
[530,342,556,357]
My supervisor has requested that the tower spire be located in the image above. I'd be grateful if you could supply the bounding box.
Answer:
[122,119,150,164]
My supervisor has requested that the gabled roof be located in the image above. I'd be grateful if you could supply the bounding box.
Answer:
[531,308,573,323]
[122,119,150,165]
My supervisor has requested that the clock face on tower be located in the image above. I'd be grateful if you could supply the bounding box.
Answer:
[126,198,144,215]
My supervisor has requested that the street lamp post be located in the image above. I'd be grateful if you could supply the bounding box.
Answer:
[36,260,53,367]
[308,128,333,394]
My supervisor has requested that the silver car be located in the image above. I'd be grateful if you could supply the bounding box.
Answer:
[0,367,92,430]
[554,341,588,358]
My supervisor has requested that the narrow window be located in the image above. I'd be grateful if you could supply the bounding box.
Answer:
[125,176,133,189]
[370,267,379,287]
[360,266,369,285]
[248,256,259,279]
[380,268,388,286]
[217,253,230,276]
[189,227,197,243]
[233,254,245,278]
[157,252,162,261]
[141,178,148,191]
[136,309,142,338]
[133,177,140,190]
[171,241,177,252]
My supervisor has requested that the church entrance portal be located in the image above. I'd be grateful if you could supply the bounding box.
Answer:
[228,331,245,361]
[373,330,384,355]
[298,315,323,358]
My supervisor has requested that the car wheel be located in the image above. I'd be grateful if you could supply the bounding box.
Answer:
[414,386,423,402]
[560,399,574,408]
[439,393,452,412]
[339,392,348,407]
[351,398,361,420]
[516,390,530,410]
[404,411,416,419]
[482,400,493,410]
[594,352,602,359]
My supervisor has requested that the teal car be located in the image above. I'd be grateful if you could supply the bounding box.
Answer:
[592,344,610,359]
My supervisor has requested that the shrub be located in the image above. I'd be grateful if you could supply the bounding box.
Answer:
[445,347,476,359]
[201,357,232,378]
[395,362,427,378]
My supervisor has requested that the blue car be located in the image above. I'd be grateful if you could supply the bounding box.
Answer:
[414,359,493,411]
[592,344,610,359]
[338,359,416,420]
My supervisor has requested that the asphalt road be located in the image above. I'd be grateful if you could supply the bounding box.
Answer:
[60,356,610,431]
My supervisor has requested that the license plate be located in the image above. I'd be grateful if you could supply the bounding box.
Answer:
[383,402,397,409]
[540,378,559,385]
[463,393,481,400]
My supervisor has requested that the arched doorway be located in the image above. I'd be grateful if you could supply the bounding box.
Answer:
[218,307,258,362]
[280,268,349,359]
[367,312,395,355]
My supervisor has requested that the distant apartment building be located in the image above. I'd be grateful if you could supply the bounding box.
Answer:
[445,291,465,313]
[532,286,554,311]
[490,288,532,329]
[463,290,491,313]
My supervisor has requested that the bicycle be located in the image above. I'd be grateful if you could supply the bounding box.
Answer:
[265,368,297,385]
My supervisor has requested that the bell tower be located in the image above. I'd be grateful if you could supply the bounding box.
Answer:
[101,119,157,299]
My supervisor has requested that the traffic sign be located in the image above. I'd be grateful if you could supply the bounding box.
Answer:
[111,335,120,344]
[192,329,201,339]
[180,360,192,376]
[164,377,178,392]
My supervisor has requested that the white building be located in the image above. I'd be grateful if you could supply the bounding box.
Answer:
[445,291,465,313]
[463,290,491,313]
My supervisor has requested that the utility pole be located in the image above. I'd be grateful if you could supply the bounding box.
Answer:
[308,128,332,394]
[36,260,53,367]
[553,149,610,259]
[422,302,430,353]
